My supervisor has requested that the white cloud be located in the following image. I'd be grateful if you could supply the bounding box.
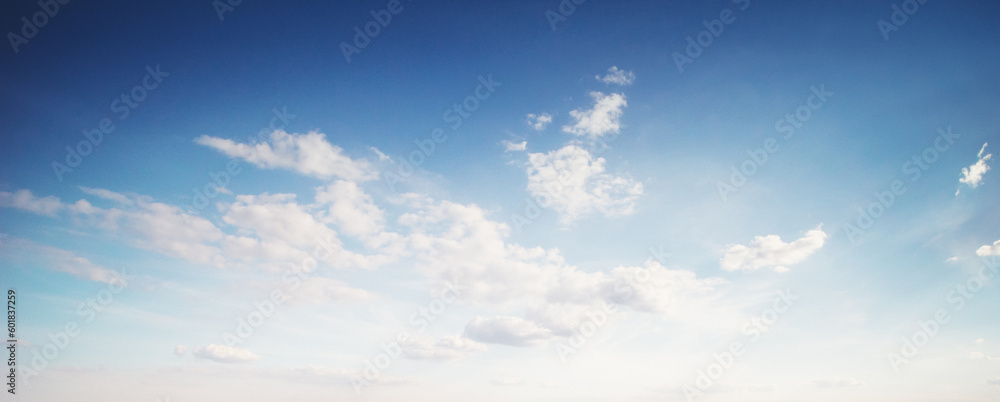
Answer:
[812,377,863,388]
[174,345,187,357]
[526,144,643,223]
[79,187,133,205]
[720,226,828,272]
[502,140,527,152]
[0,236,124,284]
[596,66,635,86]
[976,239,1000,257]
[562,92,627,140]
[192,344,260,363]
[976,338,986,344]
[959,142,992,189]
[402,335,486,362]
[195,130,377,181]
[526,113,553,131]
[0,189,63,216]
[369,146,391,161]
[463,316,554,347]
[315,180,386,239]
[220,192,380,270]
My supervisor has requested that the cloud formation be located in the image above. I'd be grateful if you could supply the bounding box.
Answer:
[195,130,377,182]
[596,66,635,86]
[562,92,627,140]
[192,344,260,363]
[463,316,554,347]
[526,113,553,131]
[720,226,828,272]
[526,145,643,223]
[959,142,991,189]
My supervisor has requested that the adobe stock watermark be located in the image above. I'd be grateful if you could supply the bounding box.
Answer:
[717,84,833,202]
[383,74,501,191]
[682,289,796,401]
[6,0,71,54]
[843,126,958,243]
[544,0,586,31]
[887,254,997,371]
[672,0,751,73]
[877,0,930,41]
[190,107,296,213]
[213,0,245,22]
[19,270,130,382]
[553,246,667,362]
[351,280,463,395]
[339,0,412,63]
[51,65,170,183]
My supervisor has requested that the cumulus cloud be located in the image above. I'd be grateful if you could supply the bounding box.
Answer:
[596,66,635,86]
[720,226,827,272]
[315,180,386,239]
[0,189,63,216]
[192,344,260,363]
[812,377,863,388]
[402,335,487,362]
[959,142,991,190]
[976,239,1000,257]
[221,192,384,270]
[526,144,643,223]
[562,92,627,140]
[195,130,377,181]
[526,113,553,131]
[502,140,527,152]
[463,316,554,347]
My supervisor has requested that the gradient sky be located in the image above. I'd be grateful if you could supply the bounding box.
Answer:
[1,1,999,401]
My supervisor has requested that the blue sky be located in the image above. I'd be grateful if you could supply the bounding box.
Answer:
[1,0,999,401]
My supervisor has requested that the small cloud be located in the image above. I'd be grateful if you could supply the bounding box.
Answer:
[946,256,959,262]
[526,113,553,131]
[79,187,133,205]
[502,140,527,152]
[959,142,991,189]
[174,345,187,357]
[720,226,828,272]
[195,130,377,182]
[977,239,1000,257]
[976,338,986,344]
[463,316,553,347]
[812,377,863,388]
[370,146,391,162]
[192,344,260,363]
[596,66,635,86]
[562,92,627,140]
